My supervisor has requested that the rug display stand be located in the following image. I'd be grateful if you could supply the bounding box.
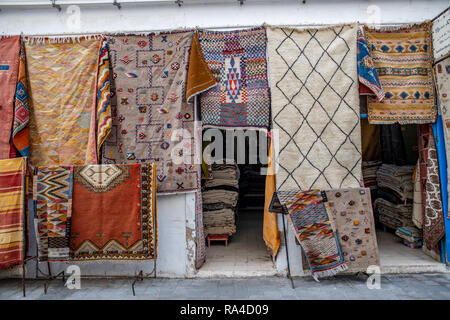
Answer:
[279,212,295,289]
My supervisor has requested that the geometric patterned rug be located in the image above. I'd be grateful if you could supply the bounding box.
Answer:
[266,24,362,191]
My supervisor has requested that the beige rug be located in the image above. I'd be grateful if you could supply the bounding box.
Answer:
[266,24,362,191]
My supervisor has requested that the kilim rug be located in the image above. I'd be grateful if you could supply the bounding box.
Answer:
[357,26,384,100]
[102,32,211,194]
[70,163,157,260]
[0,157,26,269]
[266,24,362,191]
[365,23,436,124]
[198,27,271,130]
[12,41,30,157]
[432,7,450,62]
[34,166,73,262]
[435,57,450,218]
[271,190,347,281]
[0,36,21,159]
[25,36,102,166]
[417,124,445,258]
[324,188,380,272]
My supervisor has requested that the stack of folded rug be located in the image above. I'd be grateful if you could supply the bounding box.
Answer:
[362,160,382,190]
[395,226,423,247]
[202,163,240,236]
[375,198,414,229]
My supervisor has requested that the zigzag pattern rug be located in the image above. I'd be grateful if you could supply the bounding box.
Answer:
[266,24,362,191]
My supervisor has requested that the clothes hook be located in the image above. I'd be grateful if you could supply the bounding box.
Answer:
[113,0,121,10]
[51,0,61,12]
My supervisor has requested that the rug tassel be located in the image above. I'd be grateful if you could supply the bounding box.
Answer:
[312,263,348,281]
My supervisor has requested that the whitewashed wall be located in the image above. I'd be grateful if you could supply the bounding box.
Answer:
[0,0,447,278]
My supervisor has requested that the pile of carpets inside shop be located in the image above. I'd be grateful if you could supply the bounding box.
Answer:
[374,164,415,230]
[202,162,240,236]
[362,160,382,190]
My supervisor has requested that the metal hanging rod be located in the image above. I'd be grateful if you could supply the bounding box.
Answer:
[4,22,419,38]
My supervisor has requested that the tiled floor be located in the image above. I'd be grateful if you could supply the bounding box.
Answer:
[377,230,447,273]
[197,209,276,277]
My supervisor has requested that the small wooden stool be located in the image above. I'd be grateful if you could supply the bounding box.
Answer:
[207,235,229,247]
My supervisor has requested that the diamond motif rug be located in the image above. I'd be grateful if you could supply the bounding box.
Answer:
[432,7,450,61]
[198,27,271,130]
[325,188,380,272]
[271,190,347,281]
[25,37,102,166]
[102,32,207,194]
[365,23,436,124]
[70,163,157,261]
[266,24,361,191]
[0,157,27,269]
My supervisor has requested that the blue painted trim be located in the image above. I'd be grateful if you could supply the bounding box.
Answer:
[360,114,368,119]
[432,116,449,264]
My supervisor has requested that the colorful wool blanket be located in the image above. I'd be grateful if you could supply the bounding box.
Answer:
[25,37,103,166]
[365,23,436,124]
[325,188,379,273]
[102,32,212,194]
[266,24,362,191]
[35,163,157,261]
[0,36,21,159]
[432,7,450,61]
[270,190,348,281]
[34,166,73,262]
[198,27,271,130]
[418,124,445,255]
[435,57,450,219]
[357,26,384,100]
[0,158,27,269]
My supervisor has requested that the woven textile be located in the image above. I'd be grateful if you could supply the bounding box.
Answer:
[0,158,26,269]
[435,57,450,218]
[198,27,271,130]
[12,42,30,157]
[325,188,379,272]
[102,32,204,194]
[365,23,436,124]
[91,38,112,162]
[25,37,101,166]
[0,36,20,159]
[357,26,384,100]
[266,25,361,191]
[70,163,156,261]
[275,190,347,280]
[432,7,450,61]
[418,125,445,252]
[34,166,73,262]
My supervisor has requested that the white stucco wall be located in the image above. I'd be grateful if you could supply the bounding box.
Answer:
[0,0,447,278]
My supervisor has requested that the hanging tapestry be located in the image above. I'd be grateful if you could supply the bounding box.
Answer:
[266,24,361,191]
[357,26,385,100]
[0,36,20,159]
[417,124,445,258]
[198,27,271,130]
[102,32,211,194]
[432,7,450,61]
[88,38,112,162]
[0,157,26,269]
[365,23,436,124]
[325,188,380,272]
[34,166,73,262]
[12,41,30,157]
[25,37,101,166]
[435,57,450,218]
[263,136,280,258]
[70,163,156,260]
[271,190,347,281]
